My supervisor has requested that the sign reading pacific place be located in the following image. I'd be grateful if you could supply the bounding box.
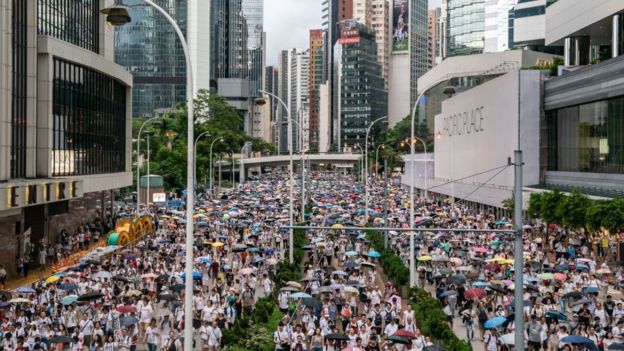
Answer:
[440,106,485,138]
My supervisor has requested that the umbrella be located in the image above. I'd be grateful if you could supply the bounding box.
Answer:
[9,298,31,304]
[583,287,600,294]
[424,346,445,351]
[473,247,489,253]
[120,316,140,327]
[117,305,137,314]
[50,335,73,344]
[61,295,78,305]
[45,276,60,284]
[576,264,590,271]
[345,251,358,257]
[472,281,488,287]
[539,273,554,280]
[211,242,224,247]
[417,256,432,262]
[158,294,177,301]
[302,297,322,308]
[608,344,624,350]
[15,287,35,294]
[181,271,202,280]
[561,335,599,351]
[267,258,279,265]
[448,274,466,284]
[125,290,142,297]
[553,273,567,281]
[77,292,104,301]
[439,290,457,298]
[113,276,129,283]
[58,283,78,291]
[484,316,507,329]
[332,270,349,276]
[239,268,254,275]
[344,286,359,294]
[562,291,583,299]
[324,333,350,341]
[280,286,299,292]
[140,273,158,279]
[171,284,185,292]
[196,257,212,264]
[393,329,416,339]
[499,333,515,345]
[290,292,312,299]
[386,335,411,344]
[367,250,381,258]
[287,281,303,289]
[545,310,567,321]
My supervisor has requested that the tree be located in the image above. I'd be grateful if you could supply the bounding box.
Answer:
[585,200,610,232]
[539,189,564,225]
[527,192,543,219]
[384,115,430,152]
[555,189,591,229]
[502,197,514,213]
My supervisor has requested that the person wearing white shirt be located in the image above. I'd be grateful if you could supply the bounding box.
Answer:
[206,321,222,351]
[383,319,398,338]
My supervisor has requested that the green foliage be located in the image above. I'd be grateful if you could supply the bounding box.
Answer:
[275,228,306,290]
[222,299,282,351]
[502,197,514,213]
[369,231,409,286]
[555,189,591,229]
[527,192,543,219]
[539,189,565,225]
[409,289,472,351]
[132,90,275,191]
[525,57,564,77]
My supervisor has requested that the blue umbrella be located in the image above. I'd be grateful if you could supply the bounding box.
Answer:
[345,251,358,257]
[196,257,212,264]
[58,283,78,291]
[367,251,381,258]
[181,271,201,280]
[120,316,139,327]
[159,239,172,244]
[546,310,568,321]
[583,287,600,294]
[290,292,312,299]
[61,295,78,305]
[472,281,488,287]
[16,287,35,294]
[556,264,570,271]
[576,264,590,271]
[439,290,458,298]
[561,335,599,351]
[484,316,507,329]
[197,222,209,227]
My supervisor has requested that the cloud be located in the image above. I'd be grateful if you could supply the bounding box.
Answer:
[264,0,321,66]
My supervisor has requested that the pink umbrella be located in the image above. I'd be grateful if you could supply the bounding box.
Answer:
[474,247,488,253]
[553,273,566,281]
[465,288,487,299]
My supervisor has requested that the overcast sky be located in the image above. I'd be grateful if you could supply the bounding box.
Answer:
[264,0,441,65]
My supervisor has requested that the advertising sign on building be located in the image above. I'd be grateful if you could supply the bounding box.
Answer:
[338,37,361,45]
[153,193,166,203]
[392,0,409,52]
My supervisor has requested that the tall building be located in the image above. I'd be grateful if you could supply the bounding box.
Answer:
[445,0,486,57]
[277,51,290,153]
[334,20,388,148]
[309,30,325,151]
[242,0,265,98]
[114,0,188,118]
[0,0,132,276]
[289,49,310,151]
[264,66,279,147]
[354,0,390,87]
[353,0,372,26]
[410,0,428,107]
[427,9,438,69]
[484,0,515,52]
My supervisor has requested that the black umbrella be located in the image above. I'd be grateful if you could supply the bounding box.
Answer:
[170,284,185,292]
[158,294,177,301]
[58,283,78,291]
[387,335,411,344]
[50,335,73,344]
[448,274,466,284]
[77,292,104,301]
[562,291,583,299]
[608,344,624,350]
[424,345,445,351]
[324,333,350,341]
[112,276,129,283]
[302,297,322,309]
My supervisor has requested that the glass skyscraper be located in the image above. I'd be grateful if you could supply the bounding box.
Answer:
[242,0,264,98]
[410,0,429,108]
[446,0,486,57]
[114,0,187,118]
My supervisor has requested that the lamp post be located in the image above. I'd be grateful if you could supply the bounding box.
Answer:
[259,90,294,263]
[145,132,151,210]
[135,116,160,214]
[209,137,224,196]
[375,144,384,177]
[352,144,363,183]
[193,131,211,189]
[365,116,387,221]
[240,142,252,187]
[101,2,196,349]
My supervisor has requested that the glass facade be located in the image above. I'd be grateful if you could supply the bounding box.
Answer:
[11,0,27,179]
[114,0,187,118]
[446,0,485,57]
[336,21,388,147]
[37,0,100,53]
[410,0,428,107]
[242,0,264,98]
[211,0,248,81]
[548,97,624,174]
[52,58,127,176]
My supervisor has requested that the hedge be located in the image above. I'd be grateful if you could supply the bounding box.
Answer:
[369,231,409,286]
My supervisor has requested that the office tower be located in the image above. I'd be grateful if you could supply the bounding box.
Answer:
[309,30,325,151]
[354,0,390,87]
[334,20,388,148]
[484,0,515,52]
[428,9,438,68]
[114,0,187,118]
[290,49,310,151]
[410,0,428,107]
[242,0,265,98]
[445,0,486,57]
[1,0,132,276]
[277,51,290,153]
[264,66,279,146]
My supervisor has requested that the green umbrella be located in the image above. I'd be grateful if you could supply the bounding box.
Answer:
[539,273,554,280]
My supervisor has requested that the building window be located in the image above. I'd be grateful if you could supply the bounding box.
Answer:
[548,97,624,174]
[11,0,28,179]
[52,58,126,176]
[37,0,100,53]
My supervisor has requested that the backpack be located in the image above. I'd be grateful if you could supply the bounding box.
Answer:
[374,312,382,326]
[385,311,393,325]
[478,309,488,324]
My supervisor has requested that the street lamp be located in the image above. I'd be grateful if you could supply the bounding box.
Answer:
[259,90,294,263]
[136,116,161,215]
[101,1,196,349]
[375,144,384,176]
[209,137,225,196]
[194,131,211,189]
[365,116,387,221]
[351,144,363,183]
[240,142,252,187]
[145,131,152,209]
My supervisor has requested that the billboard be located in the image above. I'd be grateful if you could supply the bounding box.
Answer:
[338,37,360,45]
[392,0,409,52]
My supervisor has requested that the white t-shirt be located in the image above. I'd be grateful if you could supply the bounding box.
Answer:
[79,319,94,336]
[146,326,160,345]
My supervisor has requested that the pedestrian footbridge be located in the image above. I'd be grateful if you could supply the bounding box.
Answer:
[241,153,361,167]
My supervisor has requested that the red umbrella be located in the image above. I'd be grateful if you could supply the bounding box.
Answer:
[484,263,500,272]
[393,329,416,339]
[465,288,487,299]
[116,305,137,314]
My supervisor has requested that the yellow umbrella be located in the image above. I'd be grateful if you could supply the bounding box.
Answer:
[160,215,171,219]
[331,224,344,229]
[9,298,30,304]
[45,276,60,284]
[502,259,514,265]
[211,242,224,248]
[417,256,432,262]
[125,290,142,297]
